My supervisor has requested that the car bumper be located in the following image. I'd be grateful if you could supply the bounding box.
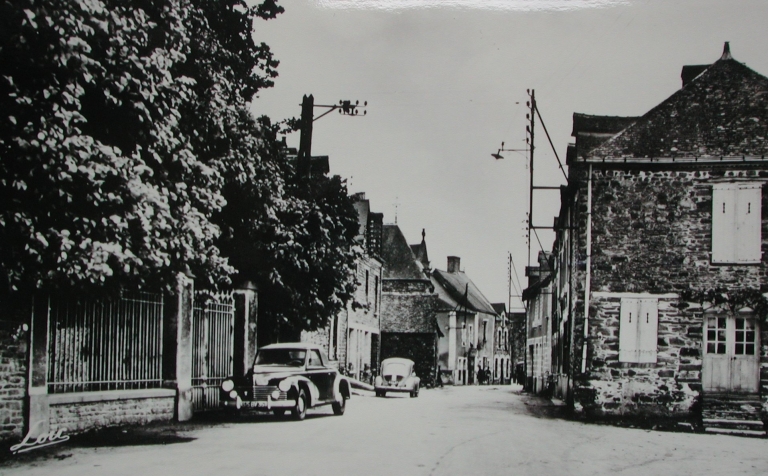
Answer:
[374,385,414,393]
[221,396,295,410]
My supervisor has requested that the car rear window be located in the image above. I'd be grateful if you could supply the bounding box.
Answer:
[381,362,408,376]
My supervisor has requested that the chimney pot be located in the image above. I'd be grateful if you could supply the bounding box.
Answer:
[447,256,461,273]
[720,41,733,60]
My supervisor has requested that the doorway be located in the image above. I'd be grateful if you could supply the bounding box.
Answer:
[702,314,759,393]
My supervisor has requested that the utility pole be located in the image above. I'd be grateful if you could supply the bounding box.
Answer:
[298,95,315,177]
[525,90,535,268]
[297,94,367,177]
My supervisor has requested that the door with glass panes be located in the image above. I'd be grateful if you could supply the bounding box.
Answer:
[702,313,759,393]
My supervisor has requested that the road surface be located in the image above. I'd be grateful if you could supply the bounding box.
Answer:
[2,385,766,475]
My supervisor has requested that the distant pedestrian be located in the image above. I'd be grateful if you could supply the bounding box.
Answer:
[436,366,444,387]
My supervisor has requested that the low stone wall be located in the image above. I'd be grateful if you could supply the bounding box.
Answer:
[0,291,30,445]
[48,389,175,434]
[0,322,27,443]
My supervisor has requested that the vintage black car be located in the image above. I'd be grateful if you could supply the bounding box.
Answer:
[220,343,351,420]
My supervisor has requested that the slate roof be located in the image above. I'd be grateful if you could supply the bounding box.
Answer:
[381,225,425,280]
[491,303,507,316]
[431,268,498,316]
[582,44,768,161]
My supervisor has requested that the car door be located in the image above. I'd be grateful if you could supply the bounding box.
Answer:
[306,349,335,402]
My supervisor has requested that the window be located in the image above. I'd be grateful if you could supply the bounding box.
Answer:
[308,350,323,368]
[374,275,379,313]
[468,324,474,345]
[712,183,762,264]
[365,270,369,302]
[461,323,467,347]
[619,297,658,363]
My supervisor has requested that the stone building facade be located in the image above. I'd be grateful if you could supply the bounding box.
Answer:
[380,226,439,384]
[302,193,383,382]
[527,44,768,434]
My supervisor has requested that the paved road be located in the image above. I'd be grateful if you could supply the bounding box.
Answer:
[3,385,767,475]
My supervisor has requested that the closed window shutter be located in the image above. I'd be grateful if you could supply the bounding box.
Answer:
[619,298,640,362]
[637,298,658,363]
[735,184,762,263]
[712,185,737,263]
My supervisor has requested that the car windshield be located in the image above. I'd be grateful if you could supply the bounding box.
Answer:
[381,362,409,376]
[254,349,306,367]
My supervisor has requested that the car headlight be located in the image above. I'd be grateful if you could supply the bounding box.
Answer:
[278,379,291,392]
[229,390,238,399]
[221,379,234,392]
[271,390,281,400]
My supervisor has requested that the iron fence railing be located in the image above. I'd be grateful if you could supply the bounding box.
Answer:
[191,291,235,411]
[47,292,164,393]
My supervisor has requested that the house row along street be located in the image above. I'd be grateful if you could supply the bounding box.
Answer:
[2,385,766,476]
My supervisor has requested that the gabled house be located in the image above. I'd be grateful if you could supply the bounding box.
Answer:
[532,43,768,434]
[432,256,499,385]
[379,225,439,384]
[491,303,512,384]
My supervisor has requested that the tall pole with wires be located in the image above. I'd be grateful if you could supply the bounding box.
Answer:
[525,90,536,268]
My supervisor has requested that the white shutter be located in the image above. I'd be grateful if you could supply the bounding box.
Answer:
[619,298,640,362]
[712,185,737,263]
[637,298,658,363]
[735,184,762,263]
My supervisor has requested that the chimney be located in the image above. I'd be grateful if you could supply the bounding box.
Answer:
[720,41,732,60]
[447,256,460,273]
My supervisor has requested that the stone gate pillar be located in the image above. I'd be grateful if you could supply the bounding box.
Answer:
[27,295,50,437]
[233,281,258,377]
[163,272,194,422]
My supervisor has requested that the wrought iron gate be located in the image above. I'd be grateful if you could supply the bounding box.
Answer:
[191,291,235,411]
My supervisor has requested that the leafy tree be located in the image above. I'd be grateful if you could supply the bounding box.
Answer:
[1,0,361,339]
[0,0,226,294]
[0,0,281,294]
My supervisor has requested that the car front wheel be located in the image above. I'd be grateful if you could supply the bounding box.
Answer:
[332,397,346,416]
[410,385,419,398]
[292,389,307,421]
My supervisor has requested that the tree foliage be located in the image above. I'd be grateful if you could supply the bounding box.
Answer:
[680,286,768,322]
[1,0,233,293]
[1,0,362,338]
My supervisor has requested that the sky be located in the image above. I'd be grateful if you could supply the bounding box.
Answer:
[250,0,768,311]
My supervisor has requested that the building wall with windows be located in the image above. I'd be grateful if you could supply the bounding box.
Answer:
[569,165,767,417]
[528,46,768,427]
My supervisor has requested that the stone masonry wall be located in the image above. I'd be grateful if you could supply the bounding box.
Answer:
[0,296,29,443]
[570,165,768,417]
[380,292,437,333]
[49,396,174,434]
[0,322,27,443]
[575,294,701,416]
